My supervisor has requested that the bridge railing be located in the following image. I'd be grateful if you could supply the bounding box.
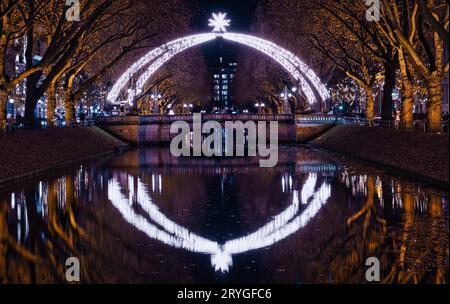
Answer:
[296,115,339,124]
[341,117,449,133]
[96,114,296,125]
[96,116,140,126]
[95,114,448,133]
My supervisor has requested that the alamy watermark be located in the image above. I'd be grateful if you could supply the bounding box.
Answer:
[66,0,80,22]
[365,257,381,282]
[366,0,380,22]
[65,257,80,282]
[170,114,279,168]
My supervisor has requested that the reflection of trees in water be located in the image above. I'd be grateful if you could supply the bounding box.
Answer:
[256,171,447,284]
[0,168,198,283]
[383,191,448,284]
[1,164,448,284]
[322,172,448,284]
[0,174,105,283]
[1,196,40,283]
[320,174,388,283]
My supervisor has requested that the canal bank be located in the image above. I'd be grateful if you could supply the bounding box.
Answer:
[312,125,449,188]
[0,127,129,186]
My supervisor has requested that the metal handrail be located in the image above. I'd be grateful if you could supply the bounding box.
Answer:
[341,116,449,133]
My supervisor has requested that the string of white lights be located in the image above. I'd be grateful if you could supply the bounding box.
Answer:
[301,173,318,205]
[126,34,216,105]
[222,33,318,104]
[108,179,220,254]
[120,32,322,105]
[108,173,331,272]
[223,33,330,101]
[223,182,331,256]
[107,14,330,106]
[107,33,216,104]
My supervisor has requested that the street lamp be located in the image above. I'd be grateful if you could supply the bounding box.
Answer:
[254,102,265,114]
[280,86,297,114]
[183,103,194,113]
[150,88,162,114]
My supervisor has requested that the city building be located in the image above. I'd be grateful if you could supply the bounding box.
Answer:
[212,57,237,111]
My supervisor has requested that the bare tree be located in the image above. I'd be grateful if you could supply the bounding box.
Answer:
[381,0,449,132]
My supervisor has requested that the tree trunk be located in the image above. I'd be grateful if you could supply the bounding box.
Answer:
[64,75,76,125]
[426,32,445,133]
[47,82,57,126]
[427,71,443,132]
[1,19,9,132]
[0,90,6,132]
[24,79,39,129]
[398,48,414,130]
[366,87,375,125]
[64,89,75,125]
[401,79,414,130]
[23,25,41,129]
[65,95,75,125]
[381,61,396,121]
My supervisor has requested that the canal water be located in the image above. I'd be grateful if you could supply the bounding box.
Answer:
[0,146,448,284]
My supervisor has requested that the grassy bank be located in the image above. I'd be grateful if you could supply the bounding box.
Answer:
[312,125,449,187]
[0,127,128,185]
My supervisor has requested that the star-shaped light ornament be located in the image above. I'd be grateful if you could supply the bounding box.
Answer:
[208,12,231,33]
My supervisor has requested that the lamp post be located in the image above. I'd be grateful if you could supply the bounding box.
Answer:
[128,77,138,115]
[151,88,162,115]
[254,102,265,114]
[280,86,297,114]
[183,103,194,114]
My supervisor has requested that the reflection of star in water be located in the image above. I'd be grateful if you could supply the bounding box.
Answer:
[208,12,231,33]
[211,249,233,273]
[108,173,331,274]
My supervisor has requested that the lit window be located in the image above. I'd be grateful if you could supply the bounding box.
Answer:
[222,91,228,95]
[222,85,228,90]
[222,75,227,79]
[214,74,219,79]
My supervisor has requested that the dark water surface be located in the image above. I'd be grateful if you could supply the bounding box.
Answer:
[0,146,448,284]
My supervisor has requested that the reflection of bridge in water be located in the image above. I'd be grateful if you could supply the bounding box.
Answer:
[104,147,340,175]
[112,163,338,176]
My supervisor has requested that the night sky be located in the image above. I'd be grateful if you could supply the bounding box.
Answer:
[192,0,260,32]
[192,0,261,67]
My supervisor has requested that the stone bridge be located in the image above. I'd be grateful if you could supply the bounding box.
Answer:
[96,114,335,145]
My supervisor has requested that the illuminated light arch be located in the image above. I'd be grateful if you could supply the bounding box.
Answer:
[108,173,331,272]
[108,33,216,104]
[107,13,330,106]
[222,33,330,102]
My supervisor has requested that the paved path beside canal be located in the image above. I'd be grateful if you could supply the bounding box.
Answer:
[0,127,128,186]
[312,125,449,187]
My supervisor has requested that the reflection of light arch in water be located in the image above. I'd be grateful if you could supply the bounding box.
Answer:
[108,173,331,272]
